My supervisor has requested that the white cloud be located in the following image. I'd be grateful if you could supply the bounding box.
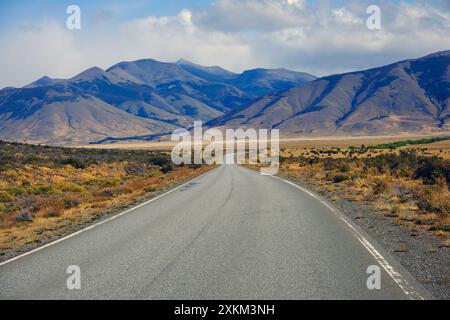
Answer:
[332,7,363,25]
[1,0,450,88]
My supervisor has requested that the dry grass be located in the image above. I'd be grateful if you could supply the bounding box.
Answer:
[0,141,212,256]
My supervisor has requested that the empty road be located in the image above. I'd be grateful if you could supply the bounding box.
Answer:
[0,165,430,299]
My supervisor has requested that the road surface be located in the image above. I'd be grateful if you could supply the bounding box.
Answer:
[0,165,430,299]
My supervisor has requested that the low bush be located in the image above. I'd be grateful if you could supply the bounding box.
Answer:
[15,211,33,222]
[372,177,390,195]
[30,185,62,195]
[82,178,121,187]
[144,186,157,193]
[411,186,450,215]
[332,174,349,184]
[0,190,15,202]
[59,182,85,193]
[3,186,26,196]
[99,189,115,198]
[63,198,81,209]
[44,211,60,218]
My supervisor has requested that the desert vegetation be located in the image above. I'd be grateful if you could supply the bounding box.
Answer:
[277,144,450,247]
[0,141,211,258]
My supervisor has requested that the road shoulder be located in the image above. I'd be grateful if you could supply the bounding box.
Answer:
[277,171,449,300]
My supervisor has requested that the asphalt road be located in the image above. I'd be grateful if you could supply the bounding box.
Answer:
[0,165,431,299]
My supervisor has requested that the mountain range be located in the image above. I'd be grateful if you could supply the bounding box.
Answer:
[210,51,450,136]
[0,51,449,145]
[0,59,314,144]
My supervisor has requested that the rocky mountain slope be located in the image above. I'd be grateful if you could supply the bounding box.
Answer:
[210,51,450,136]
[0,59,314,144]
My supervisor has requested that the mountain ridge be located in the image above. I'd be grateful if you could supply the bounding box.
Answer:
[0,58,314,144]
[209,50,450,137]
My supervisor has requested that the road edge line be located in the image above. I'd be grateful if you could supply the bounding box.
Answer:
[0,167,218,267]
[269,174,428,300]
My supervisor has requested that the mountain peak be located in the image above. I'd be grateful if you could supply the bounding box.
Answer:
[176,59,237,82]
[176,58,194,65]
[24,76,60,88]
[70,66,106,82]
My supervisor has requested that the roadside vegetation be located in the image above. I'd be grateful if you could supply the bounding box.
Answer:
[356,136,450,150]
[0,141,210,257]
[277,145,450,247]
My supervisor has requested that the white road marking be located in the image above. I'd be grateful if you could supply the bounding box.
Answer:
[0,168,216,267]
[270,175,425,300]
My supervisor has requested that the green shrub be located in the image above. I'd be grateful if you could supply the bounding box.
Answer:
[339,164,349,173]
[30,185,62,195]
[147,171,163,178]
[59,182,84,193]
[83,178,121,187]
[0,190,15,202]
[3,186,26,196]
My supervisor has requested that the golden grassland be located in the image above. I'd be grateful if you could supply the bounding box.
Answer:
[0,141,212,257]
[272,142,450,247]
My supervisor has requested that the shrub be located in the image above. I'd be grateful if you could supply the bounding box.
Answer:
[372,177,389,195]
[30,185,62,195]
[0,203,6,211]
[15,211,33,222]
[60,157,89,169]
[147,171,163,178]
[59,182,84,193]
[144,186,157,193]
[390,205,401,217]
[411,186,450,215]
[100,189,115,197]
[160,164,174,174]
[83,178,120,187]
[415,156,449,186]
[63,198,81,209]
[3,186,26,196]
[148,154,172,167]
[330,174,348,184]
[0,190,15,202]
[339,164,349,173]
[21,180,31,187]
[44,211,60,218]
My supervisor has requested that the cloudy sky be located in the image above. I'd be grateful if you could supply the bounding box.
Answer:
[1,0,449,88]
